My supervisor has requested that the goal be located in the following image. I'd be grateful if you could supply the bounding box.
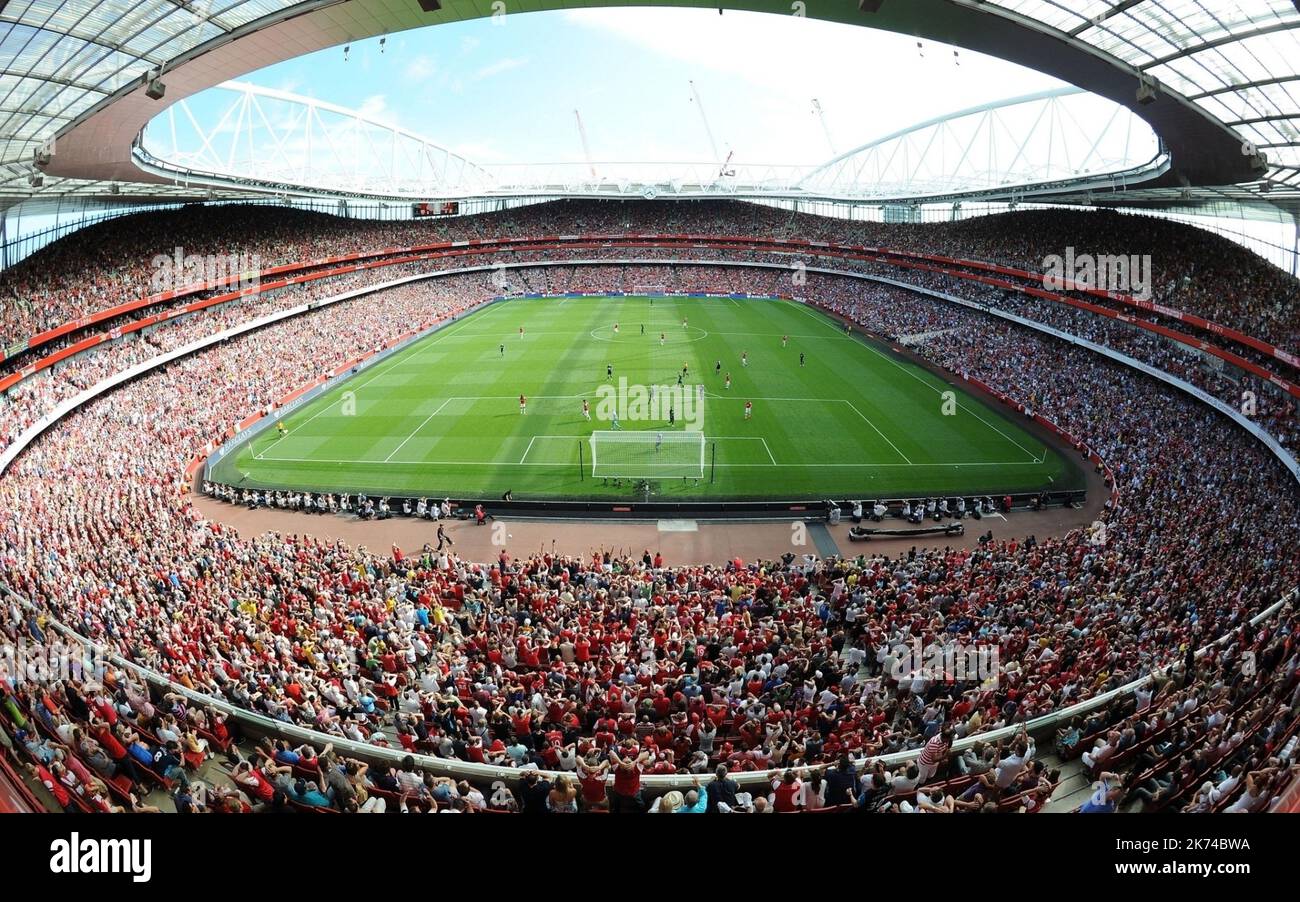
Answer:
[630,284,669,296]
[589,430,705,479]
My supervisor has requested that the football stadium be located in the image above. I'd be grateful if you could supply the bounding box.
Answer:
[0,0,1299,866]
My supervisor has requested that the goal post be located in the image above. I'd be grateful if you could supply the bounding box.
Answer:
[589,430,705,479]
[630,284,668,296]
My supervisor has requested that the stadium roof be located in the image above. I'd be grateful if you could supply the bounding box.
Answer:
[2,0,1299,215]
[129,81,1165,204]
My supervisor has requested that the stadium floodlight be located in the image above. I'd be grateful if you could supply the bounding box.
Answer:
[417,0,442,11]
[590,431,706,480]
[1136,74,1158,105]
[145,73,166,100]
[859,0,884,11]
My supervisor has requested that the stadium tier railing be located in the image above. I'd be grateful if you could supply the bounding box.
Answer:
[4,239,1297,513]
[6,255,1296,495]
[0,265,490,476]
[1,254,1296,793]
[848,268,1300,485]
[6,234,1297,407]
[9,253,1291,490]
[0,582,1290,795]
[884,248,1300,372]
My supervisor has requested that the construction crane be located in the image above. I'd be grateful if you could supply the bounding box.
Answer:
[574,109,597,180]
[811,98,836,156]
[688,80,722,168]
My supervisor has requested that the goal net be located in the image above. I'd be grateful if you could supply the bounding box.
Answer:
[590,430,705,479]
[630,284,669,296]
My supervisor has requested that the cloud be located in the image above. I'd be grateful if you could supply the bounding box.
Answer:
[270,75,305,97]
[561,7,1069,158]
[208,6,1141,182]
[356,94,390,122]
[451,140,513,164]
[473,57,528,81]
[404,55,437,82]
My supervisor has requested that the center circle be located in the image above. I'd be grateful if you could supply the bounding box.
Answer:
[589,324,710,343]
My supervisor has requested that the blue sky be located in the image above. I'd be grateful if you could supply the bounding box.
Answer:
[231,7,1070,168]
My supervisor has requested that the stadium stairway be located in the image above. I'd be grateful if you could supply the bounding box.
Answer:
[148,753,239,812]
[807,522,843,558]
[17,770,58,813]
[1039,750,1150,813]
[1040,752,1092,813]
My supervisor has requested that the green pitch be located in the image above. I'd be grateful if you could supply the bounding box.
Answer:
[212,295,1082,501]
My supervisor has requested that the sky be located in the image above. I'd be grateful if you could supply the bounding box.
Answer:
[220,6,1073,170]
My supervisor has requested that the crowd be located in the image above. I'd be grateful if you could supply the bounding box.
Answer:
[3,200,1296,367]
[0,242,1294,812]
[971,288,1300,458]
[0,259,473,458]
[835,265,1300,460]
[917,209,1300,353]
[4,201,1295,475]
[0,257,840,463]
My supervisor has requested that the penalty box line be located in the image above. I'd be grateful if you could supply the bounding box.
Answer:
[250,454,1044,469]
[271,308,507,444]
[700,393,913,466]
[380,392,704,467]
[392,395,591,466]
[519,434,775,466]
[788,301,1042,464]
[380,393,941,470]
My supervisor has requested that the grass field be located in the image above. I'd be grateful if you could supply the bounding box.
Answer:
[211,294,1082,502]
